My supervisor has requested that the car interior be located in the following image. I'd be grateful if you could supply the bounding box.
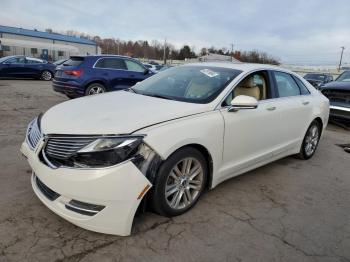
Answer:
[222,71,269,106]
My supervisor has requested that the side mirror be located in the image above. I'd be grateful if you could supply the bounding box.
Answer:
[143,68,150,75]
[228,95,258,112]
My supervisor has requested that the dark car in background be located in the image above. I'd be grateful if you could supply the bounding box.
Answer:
[320,71,350,121]
[53,55,154,98]
[303,73,333,88]
[0,55,56,80]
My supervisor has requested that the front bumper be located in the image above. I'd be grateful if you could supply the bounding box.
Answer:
[329,104,350,121]
[20,140,152,236]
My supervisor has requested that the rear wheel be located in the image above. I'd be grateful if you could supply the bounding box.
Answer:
[85,83,106,96]
[297,120,321,160]
[40,70,53,81]
[151,147,207,217]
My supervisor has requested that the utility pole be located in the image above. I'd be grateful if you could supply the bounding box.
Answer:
[230,42,234,62]
[163,38,167,65]
[338,46,345,71]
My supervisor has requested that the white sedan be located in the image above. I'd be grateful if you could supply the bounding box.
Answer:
[21,62,329,236]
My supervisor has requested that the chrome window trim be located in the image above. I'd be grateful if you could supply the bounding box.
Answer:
[216,68,313,110]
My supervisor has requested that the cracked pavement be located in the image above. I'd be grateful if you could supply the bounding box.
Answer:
[0,80,349,262]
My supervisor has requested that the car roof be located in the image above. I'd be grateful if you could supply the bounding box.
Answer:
[182,62,291,74]
[26,57,44,62]
[71,55,136,60]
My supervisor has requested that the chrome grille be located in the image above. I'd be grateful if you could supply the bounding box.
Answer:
[26,118,42,150]
[45,136,97,159]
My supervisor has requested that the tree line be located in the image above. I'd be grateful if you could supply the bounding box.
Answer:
[46,28,280,65]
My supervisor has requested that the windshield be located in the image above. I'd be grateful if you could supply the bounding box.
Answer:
[132,66,241,104]
[304,74,325,81]
[0,56,12,63]
[336,71,350,82]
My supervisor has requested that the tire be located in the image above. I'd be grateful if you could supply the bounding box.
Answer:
[296,120,321,160]
[85,83,106,96]
[151,147,208,217]
[66,95,76,99]
[40,70,53,81]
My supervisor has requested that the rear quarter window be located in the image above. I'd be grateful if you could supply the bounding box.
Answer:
[293,76,311,95]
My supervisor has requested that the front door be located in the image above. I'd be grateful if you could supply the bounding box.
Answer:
[1,56,26,77]
[219,70,281,180]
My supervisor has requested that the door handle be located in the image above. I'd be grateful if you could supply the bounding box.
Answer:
[266,106,276,111]
[302,101,310,105]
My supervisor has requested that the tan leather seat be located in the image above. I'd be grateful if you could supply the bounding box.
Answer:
[234,77,261,100]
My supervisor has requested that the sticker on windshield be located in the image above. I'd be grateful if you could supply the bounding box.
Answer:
[200,69,219,78]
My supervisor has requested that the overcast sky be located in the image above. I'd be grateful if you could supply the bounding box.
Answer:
[1,0,349,65]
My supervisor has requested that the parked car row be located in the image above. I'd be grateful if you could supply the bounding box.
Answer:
[1,54,348,122]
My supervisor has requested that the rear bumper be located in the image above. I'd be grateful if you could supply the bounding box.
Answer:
[52,79,84,97]
[20,141,152,236]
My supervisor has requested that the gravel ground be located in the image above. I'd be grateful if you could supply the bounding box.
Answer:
[0,80,349,262]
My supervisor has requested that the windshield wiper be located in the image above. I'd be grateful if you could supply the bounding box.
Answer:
[126,87,138,94]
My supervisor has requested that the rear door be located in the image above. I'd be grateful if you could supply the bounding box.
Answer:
[24,58,46,77]
[270,70,314,152]
[93,57,131,90]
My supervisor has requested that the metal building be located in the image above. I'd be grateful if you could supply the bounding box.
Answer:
[0,25,100,61]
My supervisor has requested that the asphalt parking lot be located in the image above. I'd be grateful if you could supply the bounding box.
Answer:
[0,79,349,262]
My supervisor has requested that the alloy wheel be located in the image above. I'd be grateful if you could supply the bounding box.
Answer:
[41,71,52,81]
[304,125,319,156]
[88,86,105,95]
[165,157,204,210]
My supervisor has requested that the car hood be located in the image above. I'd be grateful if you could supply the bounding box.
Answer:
[321,81,350,90]
[41,91,210,135]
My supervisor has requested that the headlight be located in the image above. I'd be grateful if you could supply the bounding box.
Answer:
[70,136,144,168]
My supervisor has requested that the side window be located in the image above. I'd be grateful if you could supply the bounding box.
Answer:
[273,71,301,97]
[95,58,126,70]
[26,59,42,64]
[125,60,145,72]
[6,57,25,64]
[222,71,270,106]
[293,76,310,95]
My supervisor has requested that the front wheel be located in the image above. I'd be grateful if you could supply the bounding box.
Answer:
[40,70,53,81]
[151,147,207,217]
[297,120,321,160]
[85,83,106,96]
